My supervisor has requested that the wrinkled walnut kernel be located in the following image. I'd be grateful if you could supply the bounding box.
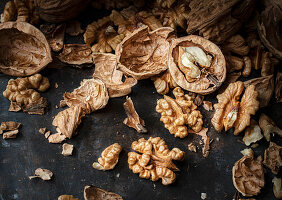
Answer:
[151,71,178,95]
[263,142,282,175]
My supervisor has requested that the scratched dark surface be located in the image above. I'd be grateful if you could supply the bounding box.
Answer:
[0,1,281,200]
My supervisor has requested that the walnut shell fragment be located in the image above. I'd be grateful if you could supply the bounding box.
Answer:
[212,81,259,135]
[123,97,147,133]
[243,120,263,146]
[29,168,53,181]
[116,26,175,80]
[48,132,66,144]
[259,113,282,142]
[84,185,123,200]
[3,130,19,139]
[168,35,226,94]
[232,149,265,197]
[57,44,93,65]
[62,143,74,156]
[0,22,52,76]
[58,195,79,200]
[93,53,137,98]
[156,87,203,138]
[193,127,210,158]
[0,121,21,132]
[202,101,213,111]
[273,177,282,199]
[151,70,178,95]
[263,142,282,175]
[1,1,16,23]
[92,143,122,171]
[128,137,185,185]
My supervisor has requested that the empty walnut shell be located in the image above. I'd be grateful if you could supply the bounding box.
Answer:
[0,22,52,77]
[168,35,226,94]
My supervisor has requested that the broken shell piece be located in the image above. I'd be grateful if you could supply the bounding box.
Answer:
[151,70,178,95]
[48,133,66,144]
[202,101,213,111]
[222,35,249,56]
[9,102,21,112]
[193,128,210,158]
[45,131,51,138]
[193,94,204,106]
[29,168,53,181]
[123,96,147,133]
[3,130,19,139]
[263,142,282,175]
[226,55,244,73]
[259,114,282,142]
[62,143,74,156]
[276,72,282,103]
[93,143,122,170]
[232,149,264,196]
[66,20,84,36]
[39,128,46,134]
[243,119,263,146]
[116,26,175,80]
[273,177,282,199]
[188,143,197,152]
[1,1,16,23]
[169,35,226,94]
[1,121,21,131]
[93,53,137,98]
[84,185,123,200]
[58,195,79,200]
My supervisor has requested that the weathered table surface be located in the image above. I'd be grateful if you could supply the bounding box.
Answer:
[0,2,281,200]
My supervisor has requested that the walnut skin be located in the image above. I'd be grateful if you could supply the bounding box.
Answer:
[156,87,203,138]
[151,70,178,95]
[93,143,122,171]
[128,137,185,185]
[263,142,282,175]
[212,81,259,135]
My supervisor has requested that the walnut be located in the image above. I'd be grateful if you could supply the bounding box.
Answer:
[232,149,265,197]
[62,143,74,156]
[193,94,204,107]
[123,97,147,133]
[202,101,213,111]
[58,195,79,200]
[263,142,282,175]
[212,81,259,135]
[273,177,282,199]
[3,130,19,139]
[0,22,52,76]
[193,127,210,158]
[261,51,274,77]
[66,20,84,36]
[244,75,274,108]
[226,55,244,73]
[1,1,16,23]
[9,102,21,112]
[93,53,137,98]
[242,56,252,77]
[29,168,53,181]
[58,44,93,65]
[40,23,66,52]
[151,70,178,95]
[84,185,123,200]
[259,113,282,142]
[168,35,226,94]
[222,35,250,56]
[276,72,282,103]
[39,127,46,134]
[3,74,50,115]
[93,143,122,171]
[219,72,241,93]
[116,26,175,80]
[156,87,203,138]
[128,137,185,185]
[14,0,39,24]
[243,119,263,146]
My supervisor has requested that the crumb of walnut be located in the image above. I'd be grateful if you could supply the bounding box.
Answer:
[243,119,263,146]
[263,142,282,175]
[151,71,178,95]
[62,143,74,156]
[29,168,53,181]
[128,137,185,185]
[156,87,203,138]
[188,143,196,152]
[93,143,122,171]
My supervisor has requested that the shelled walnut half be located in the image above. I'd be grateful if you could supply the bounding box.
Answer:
[128,137,185,185]
[93,143,122,171]
[151,70,178,95]
[3,74,50,115]
[156,87,203,138]
[168,35,226,94]
[212,81,259,135]
[263,142,282,175]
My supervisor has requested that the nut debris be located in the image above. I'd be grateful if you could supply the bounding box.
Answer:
[188,143,196,152]
[29,168,53,181]
[39,128,46,134]
[58,195,79,200]
[259,113,282,142]
[62,143,74,156]
[202,101,213,111]
[3,130,19,139]
[151,70,178,95]
[243,120,263,146]
[272,177,282,199]
[84,185,123,200]
[263,142,282,175]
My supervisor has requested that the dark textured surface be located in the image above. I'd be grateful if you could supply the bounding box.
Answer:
[0,2,281,200]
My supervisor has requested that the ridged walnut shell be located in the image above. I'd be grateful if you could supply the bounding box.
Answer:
[168,35,226,94]
[0,22,52,77]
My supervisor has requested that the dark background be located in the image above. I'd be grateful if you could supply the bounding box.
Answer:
[0,1,281,200]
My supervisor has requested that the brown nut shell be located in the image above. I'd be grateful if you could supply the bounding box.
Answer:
[168,35,226,94]
[0,22,52,77]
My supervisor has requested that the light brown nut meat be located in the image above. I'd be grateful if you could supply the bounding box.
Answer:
[93,53,137,98]
[242,56,252,77]
[276,72,282,103]
[212,81,259,135]
[66,20,84,36]
[48,133,66,144]
[0,22,52,76]
[1,1,16,23]
[93,143,122,171]
[226,55,244,73]
[156,87,203,138]
[168,35,226,94]
[222,35,249,56]
[62,143,74,156]
[39,128,46,134]
[123,97,147,133]
[151,70,178,95]
[128,137,185,185]
[58,195,79,200]
[263,142,282,175]
[58,44,93,65]
[3,130,19,139]
[84,185,123,200]
[202,101,213,111]
[1,121,21,131]
[9,102,21,112]
[193,127,210,158]
[259,113,282,142]
[232,149,265,196]
[272,177,282,199]
[29,168,53,181]
[243,119,263,146]
[188,143,197,152]
[116,26,175,80]
[244,75,274,108]
[62,79,109,115]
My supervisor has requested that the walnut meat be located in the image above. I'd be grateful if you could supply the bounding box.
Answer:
[168,35,226,94]
[243,119,263,146]
[116,26,175,80]
[259,113,282,142]
[151,70,178,95]
[0,22,52,76]
[156,87,203,138]
[232,149,265,196]
[93,143,122,171]
[128,137,185,185]
[84,185,123,200]
[263,142,282,175]
[212,81,259,135]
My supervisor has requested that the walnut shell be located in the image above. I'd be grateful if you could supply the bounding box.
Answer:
[0,22,52,77]
[168,35,226,94]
